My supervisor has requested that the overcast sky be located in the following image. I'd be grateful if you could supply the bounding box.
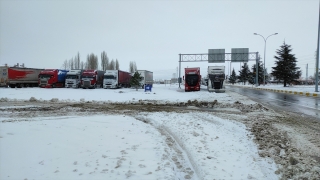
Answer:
[0,0,319,79]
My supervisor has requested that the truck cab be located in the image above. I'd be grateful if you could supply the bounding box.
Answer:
[65,69,83,88]
[184,67,201,92]
[207,66,225,92]
[81,70,104,89]
[103,70,118,89]
[38,69,68,88]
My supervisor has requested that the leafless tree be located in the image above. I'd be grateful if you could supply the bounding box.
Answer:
[115,59,119,70]
[133,61,137,72]
[109,59,115,70]
[62,59,68,70]
[69,58,74,70]
[129,61,137,73]
[101,51,109,71]
[86,53,98,70]
[80,61,85,69]
[129,61,133,73]
[75,52,80,69]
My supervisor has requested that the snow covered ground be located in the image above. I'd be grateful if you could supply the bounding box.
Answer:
[1,84,313,180]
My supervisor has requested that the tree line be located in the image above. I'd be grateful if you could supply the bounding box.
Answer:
[228,42,302,87]
[61,51,138,73]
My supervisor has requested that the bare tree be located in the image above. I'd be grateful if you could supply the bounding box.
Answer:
[62,59,68,70]
[133,61,137,72]
[87,53,98,69]
[75,52,80,69]
[129,62,133,73]
[68,58,74,70]
[109,59,115,70]
[80,61,85,69]
[101,51,109,71]
[129,61,137,73]
[115,59,119,70]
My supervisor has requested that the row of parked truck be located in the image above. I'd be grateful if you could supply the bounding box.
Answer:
[0,66,153,89]
[184,66,225,92]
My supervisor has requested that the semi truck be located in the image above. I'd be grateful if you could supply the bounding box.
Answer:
[0,66,44,88]
[136,70,153,88]
[81,70,104,89]
[103,70,131,89]
[184,67,201,92]
[65,69,83,88]
[207,66,225,93]
[38,69,69,88]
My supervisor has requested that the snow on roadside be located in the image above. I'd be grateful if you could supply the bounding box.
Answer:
[0,115,179,180]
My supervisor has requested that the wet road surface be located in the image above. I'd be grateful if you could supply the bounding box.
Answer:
[226,86,320,120]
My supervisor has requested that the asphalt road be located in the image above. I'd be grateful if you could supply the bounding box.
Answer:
[226,86,320,120]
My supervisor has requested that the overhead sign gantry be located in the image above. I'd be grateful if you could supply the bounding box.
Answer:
[178,48,260,88]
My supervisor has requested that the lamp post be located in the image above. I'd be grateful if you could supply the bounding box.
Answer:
[254,33,278,86]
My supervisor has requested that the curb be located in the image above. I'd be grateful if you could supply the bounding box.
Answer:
[254,87,319,97]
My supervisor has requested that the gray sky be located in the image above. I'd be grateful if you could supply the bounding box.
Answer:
[0,0,319,79]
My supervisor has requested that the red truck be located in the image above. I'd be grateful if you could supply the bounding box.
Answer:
[81,70,104,89]
[38,69,69,88]
[184,67,201,92]
[0,66,44,88]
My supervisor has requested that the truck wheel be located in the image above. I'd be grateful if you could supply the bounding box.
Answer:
[25,84,30,88]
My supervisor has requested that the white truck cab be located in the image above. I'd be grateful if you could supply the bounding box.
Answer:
[103,70,118,89]
[65,69,83,88]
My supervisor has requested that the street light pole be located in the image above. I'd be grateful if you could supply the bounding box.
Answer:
[254,33,278,86]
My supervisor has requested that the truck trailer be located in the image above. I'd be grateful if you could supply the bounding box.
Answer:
[184,67,201,92]
[81,70,104,89]
[65,69,83,88]
[207,66,225,93]
[103,70,131,89]
[136,70,153,88]
[38,69,69,88]
[0,66,44,88]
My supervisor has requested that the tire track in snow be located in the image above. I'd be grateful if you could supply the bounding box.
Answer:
[133,115,201,180]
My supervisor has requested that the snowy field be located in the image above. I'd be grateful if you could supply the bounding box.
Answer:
[0,84,295,180]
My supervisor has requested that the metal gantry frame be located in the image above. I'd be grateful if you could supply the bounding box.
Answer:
[178,52,260,88]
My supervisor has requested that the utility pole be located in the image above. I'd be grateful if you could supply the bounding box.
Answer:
[316,1,320,92]
[306,64,308,85]
[255,52,259,87]
[178,54,181,89]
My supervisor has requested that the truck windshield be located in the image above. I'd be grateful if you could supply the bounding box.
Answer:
[66,75,78,79]
[186,74,199,86]
[81,75,94,79]
[39,74,51,79]
[104,75,116,80]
